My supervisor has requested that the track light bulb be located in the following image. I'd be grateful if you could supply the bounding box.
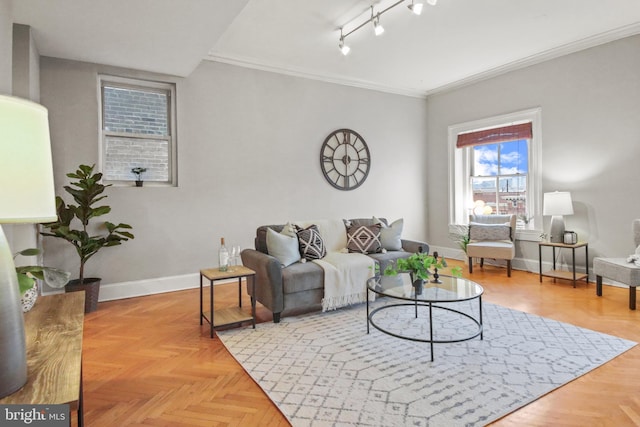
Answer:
[339,38,350,55]
[373,15,384,36]
[408,2,424,15]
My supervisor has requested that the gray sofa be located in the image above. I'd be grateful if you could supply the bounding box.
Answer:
[241,218,429,322]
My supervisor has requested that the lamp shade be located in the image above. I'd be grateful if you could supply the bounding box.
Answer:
[0,95,56,223]
[543,191,574,216]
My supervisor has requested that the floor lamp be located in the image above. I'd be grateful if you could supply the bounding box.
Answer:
[543,191,574,243]
[0,95,57,398]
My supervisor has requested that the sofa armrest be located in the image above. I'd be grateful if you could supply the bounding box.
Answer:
[241,249,284,315]
[401,239,430,254]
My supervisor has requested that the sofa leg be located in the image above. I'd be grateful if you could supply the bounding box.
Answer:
[480,258,484,268]
[630,287,636,310]
[507,260,512,277]
[273,312,281,323]
[596,275,603,296]
[468,258,473,274]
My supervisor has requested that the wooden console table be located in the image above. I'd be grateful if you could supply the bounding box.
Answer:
[0,292,85,426]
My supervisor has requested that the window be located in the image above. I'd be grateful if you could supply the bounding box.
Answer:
[99,75,177,186]
[448,108,542,240]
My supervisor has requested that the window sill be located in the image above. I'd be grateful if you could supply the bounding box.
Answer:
[515,229,542,242]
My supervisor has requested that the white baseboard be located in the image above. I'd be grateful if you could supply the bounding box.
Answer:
[86,248,629,302]
[98,273,200,301]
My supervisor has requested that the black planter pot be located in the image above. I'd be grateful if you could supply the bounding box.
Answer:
[135,180,143,187]
[65,278,101,313]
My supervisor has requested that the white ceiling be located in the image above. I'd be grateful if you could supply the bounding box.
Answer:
[12,0,640,97]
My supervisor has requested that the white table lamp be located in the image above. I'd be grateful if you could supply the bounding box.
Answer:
[0,94,57,398]
[543,191,574,243]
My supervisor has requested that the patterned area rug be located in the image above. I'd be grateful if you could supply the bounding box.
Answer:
[218,300,636,427]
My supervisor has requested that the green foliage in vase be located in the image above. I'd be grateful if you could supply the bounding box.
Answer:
[41,164,134,285]
[13,248,70,294]
[384,252,462,281]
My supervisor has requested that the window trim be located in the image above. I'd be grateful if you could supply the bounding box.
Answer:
[448,108,542,241]
[98,74,177,187]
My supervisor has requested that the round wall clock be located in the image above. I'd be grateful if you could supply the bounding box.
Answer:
[320,129,371,191]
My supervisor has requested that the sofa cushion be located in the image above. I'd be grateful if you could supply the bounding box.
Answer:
[296,225,327,260]
[282,261,324,294]
[347,224,382,254]
[266,227,300,267]
[469,222,511,241]
[375,217,403,251]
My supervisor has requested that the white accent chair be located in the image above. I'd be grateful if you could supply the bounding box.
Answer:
[593,219,640,310]
[467,214,517,277]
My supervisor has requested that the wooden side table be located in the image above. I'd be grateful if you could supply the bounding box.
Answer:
[0,292,85,426]
[200,266,256,338]
[539,241,589,287]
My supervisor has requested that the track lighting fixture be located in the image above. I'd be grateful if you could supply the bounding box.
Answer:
[407,1,424,15]
[339,29,350,55]
[337,0,438,54]
[373,12,385,36]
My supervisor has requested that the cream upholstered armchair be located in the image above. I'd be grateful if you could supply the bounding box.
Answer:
[466,214,517,277]
[593,219,640,309]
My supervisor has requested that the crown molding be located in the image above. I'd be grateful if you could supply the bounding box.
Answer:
[426,22,640,96]
[206,22,640,100]
[205,53,428,99]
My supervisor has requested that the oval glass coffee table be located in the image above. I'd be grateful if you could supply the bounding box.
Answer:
[366,273,484,361]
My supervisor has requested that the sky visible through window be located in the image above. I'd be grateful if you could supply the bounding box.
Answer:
[473,139,528,188]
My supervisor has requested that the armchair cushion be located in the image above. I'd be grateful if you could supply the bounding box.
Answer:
[469,222,511,241]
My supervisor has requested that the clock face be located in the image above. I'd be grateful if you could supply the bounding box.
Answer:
[320,129,371,191]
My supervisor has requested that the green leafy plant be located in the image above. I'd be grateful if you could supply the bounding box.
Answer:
[41,164,134,285]
[384,252,462,280]
[131,167,147,181]
[449,224,470,254]
[14,248,70,295]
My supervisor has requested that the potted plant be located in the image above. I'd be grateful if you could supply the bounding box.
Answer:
[14,248,71,312]
[41,164,134,312]
[131,167,147,187]
[449,224,470,261]
[384,252,462,294]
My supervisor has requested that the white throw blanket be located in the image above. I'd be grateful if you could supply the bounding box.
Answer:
[314,251,376,311]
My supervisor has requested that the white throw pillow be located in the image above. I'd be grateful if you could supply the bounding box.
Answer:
[266,227,301,267]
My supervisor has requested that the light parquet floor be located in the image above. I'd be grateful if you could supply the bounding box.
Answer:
[76,261,640,426]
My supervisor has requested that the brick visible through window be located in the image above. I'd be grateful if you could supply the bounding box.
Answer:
[99,76,176,185]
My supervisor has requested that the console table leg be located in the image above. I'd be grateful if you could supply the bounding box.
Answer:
[428,302,434,362]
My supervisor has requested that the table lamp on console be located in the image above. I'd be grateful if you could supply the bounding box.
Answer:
[0,95,57,398]
[543,191,574,243]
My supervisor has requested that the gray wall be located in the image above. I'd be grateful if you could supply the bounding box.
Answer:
[39,58,429,286]
[426,34,640,271]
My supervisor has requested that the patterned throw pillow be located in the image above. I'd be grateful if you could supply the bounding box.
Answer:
[469,222,512,241]
[296,225,326,260]
[347,224,382,254]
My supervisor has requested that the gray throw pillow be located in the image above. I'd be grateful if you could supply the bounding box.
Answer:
[375,217,403,251]
[266,227,301,267]
[469,222,511,241]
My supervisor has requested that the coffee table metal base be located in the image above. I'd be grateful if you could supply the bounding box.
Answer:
[367,299,483,362]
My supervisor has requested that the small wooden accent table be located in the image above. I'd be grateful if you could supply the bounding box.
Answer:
[200,266,256,338]
[0,292,85,426]
[539,241,589,288]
